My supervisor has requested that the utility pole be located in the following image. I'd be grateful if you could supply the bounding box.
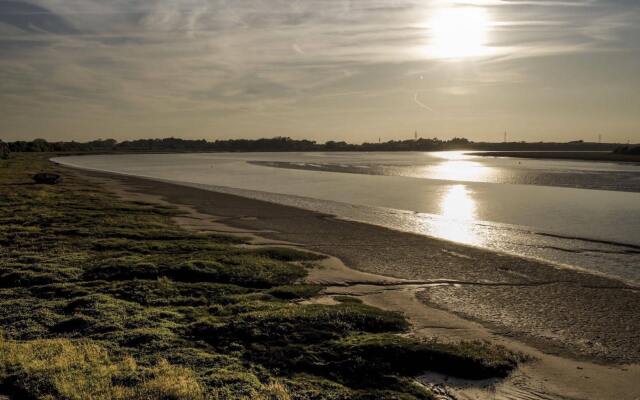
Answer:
[598,134,602,144]
[503,131,507,143]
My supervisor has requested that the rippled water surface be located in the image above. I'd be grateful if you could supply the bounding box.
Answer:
[55,152,640,284]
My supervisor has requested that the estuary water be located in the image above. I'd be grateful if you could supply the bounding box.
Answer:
[54,152,640,284]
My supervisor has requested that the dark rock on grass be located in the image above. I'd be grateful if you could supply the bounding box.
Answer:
[32,173,62,184]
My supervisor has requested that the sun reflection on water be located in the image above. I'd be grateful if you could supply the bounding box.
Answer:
[441,185,476,220]
[431,151,467,160]
[431,160,494,182]
[433,184,481,245]
[412,152,498,183]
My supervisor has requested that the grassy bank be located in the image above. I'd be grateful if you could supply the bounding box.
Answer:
[0,154,522,399]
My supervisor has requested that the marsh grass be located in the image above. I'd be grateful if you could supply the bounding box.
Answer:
[0,154,523,399]
[0,337,206,400]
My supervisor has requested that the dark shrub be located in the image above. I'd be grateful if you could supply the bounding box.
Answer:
[0,140,9,159]
[32,173,62,184]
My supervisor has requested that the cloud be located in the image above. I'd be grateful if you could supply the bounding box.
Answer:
[0,0,77,34]
[1,0,639,140]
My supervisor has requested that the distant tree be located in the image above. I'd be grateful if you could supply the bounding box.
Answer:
[28,138,51,152]
[325,141,348,150]
[89,139,117,150]
[0,140,9,159]
[449,137,469,144]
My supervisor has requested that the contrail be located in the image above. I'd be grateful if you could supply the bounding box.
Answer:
[413,93,435,112]
[292,44,305,55]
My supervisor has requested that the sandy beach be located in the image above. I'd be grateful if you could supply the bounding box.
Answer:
[70,166,640,400]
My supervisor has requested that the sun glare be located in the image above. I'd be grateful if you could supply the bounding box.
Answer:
[428,7,491,59]
[431,184,481,245]
[440,184,476,221]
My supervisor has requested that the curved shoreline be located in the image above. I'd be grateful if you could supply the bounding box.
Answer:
[62,165,640,398]
[51,152,640,286]
[60,164,640,362]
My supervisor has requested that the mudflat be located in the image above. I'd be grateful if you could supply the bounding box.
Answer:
[76,169,640,365]
[471,151,640,163]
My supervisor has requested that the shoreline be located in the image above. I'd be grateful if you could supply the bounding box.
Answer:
[68,165,640,399]
[52,156,640,286]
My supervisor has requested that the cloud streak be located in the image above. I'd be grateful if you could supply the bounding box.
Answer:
[0,0,639,141]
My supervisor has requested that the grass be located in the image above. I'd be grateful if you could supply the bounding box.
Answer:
[0,337,205,400]
[0,153,523,399]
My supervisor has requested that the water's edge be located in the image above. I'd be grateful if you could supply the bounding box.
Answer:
[53,155,640,286]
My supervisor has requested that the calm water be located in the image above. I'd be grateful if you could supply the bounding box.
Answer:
[55,152,640,284]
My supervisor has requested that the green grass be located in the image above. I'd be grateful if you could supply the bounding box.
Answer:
[0,154,523,399]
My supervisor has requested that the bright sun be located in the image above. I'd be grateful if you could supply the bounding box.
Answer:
[428,7,491,59]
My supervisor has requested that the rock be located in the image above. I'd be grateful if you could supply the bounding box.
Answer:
[32,173,62,185]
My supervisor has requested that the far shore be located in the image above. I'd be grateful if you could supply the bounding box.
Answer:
[470,150,640,163]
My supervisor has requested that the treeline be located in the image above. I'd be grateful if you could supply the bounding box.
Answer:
[1,136,627,154]
[0,140,9,159]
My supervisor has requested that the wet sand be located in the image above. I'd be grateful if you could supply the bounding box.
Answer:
[67,167,640,399]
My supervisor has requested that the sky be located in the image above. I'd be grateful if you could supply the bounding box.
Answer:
[1,0,639,143]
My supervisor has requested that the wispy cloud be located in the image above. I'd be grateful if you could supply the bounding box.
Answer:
[0,0,638,141]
